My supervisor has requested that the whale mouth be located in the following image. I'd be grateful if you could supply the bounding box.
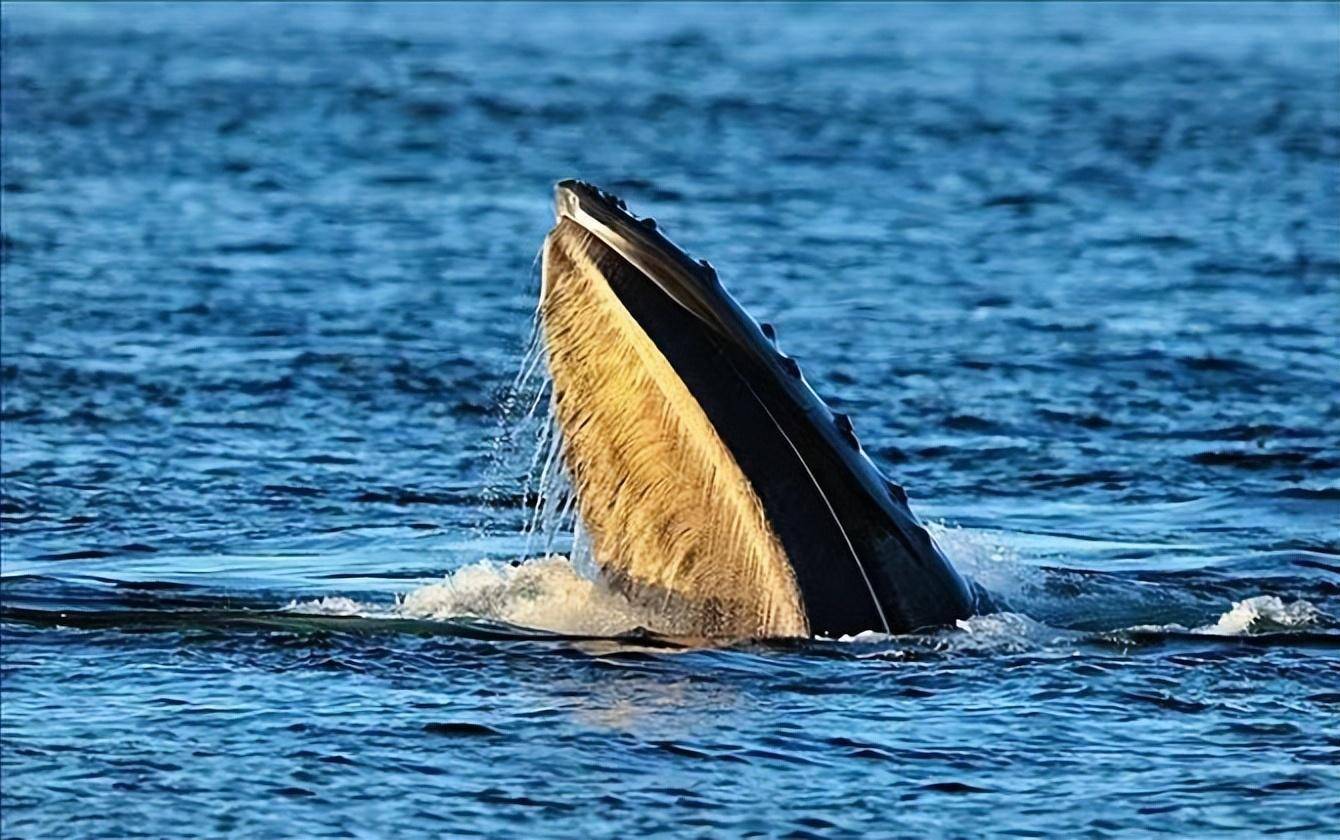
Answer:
[541,180,975,638]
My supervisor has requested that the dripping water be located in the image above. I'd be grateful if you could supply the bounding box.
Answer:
[474,247,594,575]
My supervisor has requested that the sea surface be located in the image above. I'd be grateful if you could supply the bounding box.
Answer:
[3,2,1339,837]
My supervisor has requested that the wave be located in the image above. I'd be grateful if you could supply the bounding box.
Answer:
[834,612,1080,654]
[281,545,1330,648]
[1130,595,1322,637]
[7,518,1328,647]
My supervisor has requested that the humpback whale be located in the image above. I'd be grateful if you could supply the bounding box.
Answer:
[540,180,977,638]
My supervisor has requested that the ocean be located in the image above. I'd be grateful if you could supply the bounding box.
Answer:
[2,3,1338,836]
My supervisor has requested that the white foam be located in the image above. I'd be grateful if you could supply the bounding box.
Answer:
[1126,595,1323,637]
[1195,595,1320,636]
[397,555,665,635]
[835,629,896,643]
[832,612,1074,655]
[284,595,367,616]
[288,555,668,636]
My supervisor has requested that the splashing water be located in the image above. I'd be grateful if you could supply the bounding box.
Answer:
[397,556,666,636]
[1121,594,1325,637]
[289,556,676,635]
[1198,595,1321,635]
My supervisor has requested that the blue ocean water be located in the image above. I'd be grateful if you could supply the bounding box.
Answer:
[2,2,1339,836]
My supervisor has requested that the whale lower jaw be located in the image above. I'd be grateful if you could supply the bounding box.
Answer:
[539,180,976,638]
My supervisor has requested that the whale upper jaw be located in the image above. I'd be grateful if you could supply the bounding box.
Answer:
[543,179,977,637]
[551,180,805,389]
[552,179,732,338]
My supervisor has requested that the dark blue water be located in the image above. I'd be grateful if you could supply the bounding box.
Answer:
[3,3,1339,836]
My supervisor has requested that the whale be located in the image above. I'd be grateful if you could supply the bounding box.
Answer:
[540,179,978,638]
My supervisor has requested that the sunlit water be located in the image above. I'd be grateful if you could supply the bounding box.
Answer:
[3,3,1339,836]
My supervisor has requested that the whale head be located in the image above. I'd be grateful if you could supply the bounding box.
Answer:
[540,179,975,637]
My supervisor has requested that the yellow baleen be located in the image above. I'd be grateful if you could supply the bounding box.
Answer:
[540,220,809,638]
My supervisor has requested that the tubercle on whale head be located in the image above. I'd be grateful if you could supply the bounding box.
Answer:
[832,412,862,451]
[885,480,909,505]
